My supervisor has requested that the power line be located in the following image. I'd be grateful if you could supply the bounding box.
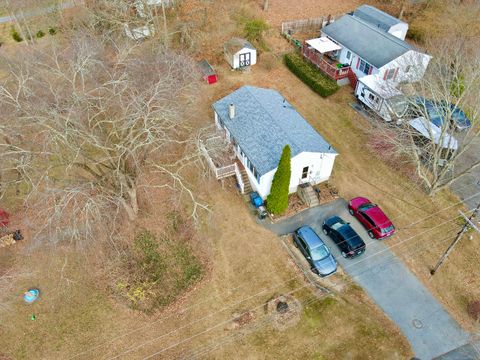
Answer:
[68,188,480,360]
[430,201,480,275]
[184,231,469,360]
[113,210,474,359]
[139,225,471,360]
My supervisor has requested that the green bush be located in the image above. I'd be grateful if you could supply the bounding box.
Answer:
[10,28,23,42]
[48,27,57,35]
[266,145,291,215]
[36,30,45,38]
[450,74,465,99]
[406,26,425,44]
[284,52,339,98]
[243,18,269,43]
[116,216,203,313]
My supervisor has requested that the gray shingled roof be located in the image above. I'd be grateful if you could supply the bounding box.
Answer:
[212,86,337,176]
[224,38,255,55]
[353,5,405,32]
[323,14,412,68]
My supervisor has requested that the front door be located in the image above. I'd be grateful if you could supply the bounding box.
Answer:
[239,52,251,67]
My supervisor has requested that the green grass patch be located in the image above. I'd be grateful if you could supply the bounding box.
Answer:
[115,216,203,314]
[284,52,339,98]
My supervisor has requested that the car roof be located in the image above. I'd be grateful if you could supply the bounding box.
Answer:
[337,224,365,246]
[362,205,392,227]
[297,226,324,248]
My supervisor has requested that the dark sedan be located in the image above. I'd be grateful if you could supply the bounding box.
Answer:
[322,216,366,258]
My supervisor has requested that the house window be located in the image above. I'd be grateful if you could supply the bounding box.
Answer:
[358,59,371,75]
[405,65,412,73]
[385,68,397,81]
[302,166,309,179]
[346,51,351,60]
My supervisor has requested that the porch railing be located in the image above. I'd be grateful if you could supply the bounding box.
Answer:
[301,45,350,80]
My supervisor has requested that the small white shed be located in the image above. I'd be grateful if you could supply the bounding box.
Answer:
[223,38,257,69]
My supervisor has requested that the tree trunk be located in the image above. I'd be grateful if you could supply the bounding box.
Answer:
[121,188,139,221]
[263,0,269,11]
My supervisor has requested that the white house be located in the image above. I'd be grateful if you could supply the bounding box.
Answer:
[321,10,431,83]
[223,38,257,69]
[212,86,338,199]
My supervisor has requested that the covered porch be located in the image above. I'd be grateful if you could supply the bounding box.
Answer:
[301,37,350,81]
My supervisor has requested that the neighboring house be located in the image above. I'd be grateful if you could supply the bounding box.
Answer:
[321,13,431,83]
[224,38,257,69]
[212,86,337,199]
[302,5,430,88]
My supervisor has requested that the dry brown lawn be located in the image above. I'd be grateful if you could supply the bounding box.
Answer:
[0,0,478,359]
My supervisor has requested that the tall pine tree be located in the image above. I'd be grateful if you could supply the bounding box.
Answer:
[266,145,291,215]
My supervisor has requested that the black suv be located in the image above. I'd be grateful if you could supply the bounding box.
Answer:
[322,216,366,258]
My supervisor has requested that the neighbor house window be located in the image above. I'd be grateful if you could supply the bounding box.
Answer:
[385,68,397,81]
[405,65,412,73]
[358,59,371,75]
[368,93,378,103]
[346,51,351,60]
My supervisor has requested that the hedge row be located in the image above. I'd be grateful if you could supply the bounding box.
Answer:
[284,52,339,98]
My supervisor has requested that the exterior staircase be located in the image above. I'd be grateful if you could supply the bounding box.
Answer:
[240,168,252,194]
[298,184,320,207]
[347,68,358,90]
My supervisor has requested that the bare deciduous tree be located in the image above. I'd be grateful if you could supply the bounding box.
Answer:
[0,32,207,246]
[367,36,480,195]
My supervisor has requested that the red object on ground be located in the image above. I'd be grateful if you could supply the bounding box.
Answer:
[0,208,9,227]
[205,74,218,84]
[198,59,218,85]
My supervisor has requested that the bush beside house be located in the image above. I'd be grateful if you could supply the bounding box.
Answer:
[266,145,291,215]
[284,52,339,98]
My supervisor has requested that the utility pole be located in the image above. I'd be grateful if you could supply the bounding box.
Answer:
[430,202,480,275]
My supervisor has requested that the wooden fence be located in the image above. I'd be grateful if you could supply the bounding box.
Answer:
[281,14,343,37]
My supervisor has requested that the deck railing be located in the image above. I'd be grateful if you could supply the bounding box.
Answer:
[302,45,350,80]
[199,141,237,180]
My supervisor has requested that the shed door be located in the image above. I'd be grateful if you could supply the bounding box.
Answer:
[239,52,251,67]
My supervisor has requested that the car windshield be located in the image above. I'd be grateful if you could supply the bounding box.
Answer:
[358,203,376,211]
[311,244,330,261]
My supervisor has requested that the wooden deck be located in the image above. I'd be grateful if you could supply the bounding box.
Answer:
[301,45,350,81]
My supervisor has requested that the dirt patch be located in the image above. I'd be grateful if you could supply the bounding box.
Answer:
[229,310,256,329]
[315,182,340,204]
[265,294,302,330]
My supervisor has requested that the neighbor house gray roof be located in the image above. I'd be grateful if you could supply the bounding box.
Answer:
[224,38,255,55]
[353,5,406,32]
[322,14,412,68]
[212,86,337,176]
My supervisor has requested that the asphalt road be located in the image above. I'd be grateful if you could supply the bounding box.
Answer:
[264,199,472,360]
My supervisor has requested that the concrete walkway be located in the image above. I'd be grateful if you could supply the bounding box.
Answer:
[264,199,472,360]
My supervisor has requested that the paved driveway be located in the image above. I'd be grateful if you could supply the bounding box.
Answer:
[264,199,471,360]
[450,133,480,211]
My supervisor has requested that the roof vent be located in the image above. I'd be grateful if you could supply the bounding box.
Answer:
[229,103,236,119]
